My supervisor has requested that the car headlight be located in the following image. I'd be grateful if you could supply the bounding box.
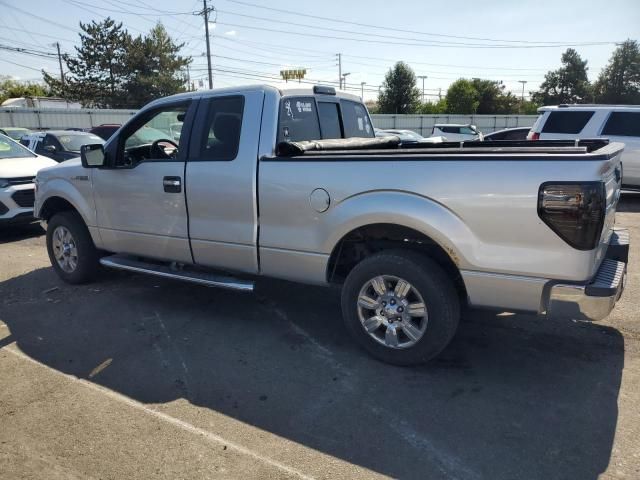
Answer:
[0,178,9,188]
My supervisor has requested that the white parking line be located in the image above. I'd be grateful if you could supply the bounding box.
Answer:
[4,345,315,480]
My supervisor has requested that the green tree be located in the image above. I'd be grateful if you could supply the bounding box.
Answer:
[44,19,189,108]
[594,39,640,104]
[122,23,190,107]
[0,77,50,105]
[445,79,479,113]
[532,48,592,105]
[44,18,131,107]
[419,98,447,114]
[377,62,421,114]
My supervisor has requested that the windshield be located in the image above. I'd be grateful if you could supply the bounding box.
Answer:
[0,133,36,159]
[126,126,171,148]
[58,134,104,152]
[3,128,31,141]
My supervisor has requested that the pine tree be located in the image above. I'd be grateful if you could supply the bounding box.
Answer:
[594,40,640,104]
[532,49,592,105]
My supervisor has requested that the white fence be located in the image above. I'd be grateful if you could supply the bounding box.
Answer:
[371,114,538,135]
[0,108,137,130]
[0,108,538,135]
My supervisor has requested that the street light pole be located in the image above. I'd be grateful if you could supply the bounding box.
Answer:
[418,75,427,103]
[337,53,342,89]
[360,82,366,99]
[341,72,350,91]
[518,80,527,113]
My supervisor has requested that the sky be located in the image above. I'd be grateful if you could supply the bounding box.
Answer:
[0,0,638,102]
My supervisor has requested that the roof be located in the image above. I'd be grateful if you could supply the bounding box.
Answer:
[539,104,640,111]
[150,84,361,108]
[433,123,474,127]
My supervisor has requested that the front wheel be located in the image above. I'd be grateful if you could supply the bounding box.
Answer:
[341,250,460,366]
[46,211,100,284]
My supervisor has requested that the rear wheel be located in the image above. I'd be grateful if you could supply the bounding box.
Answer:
[341,250,460,366]
[46,211,100,284]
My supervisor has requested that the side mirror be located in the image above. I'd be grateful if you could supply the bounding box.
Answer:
[44,145,57,153]
[81,143,106,168]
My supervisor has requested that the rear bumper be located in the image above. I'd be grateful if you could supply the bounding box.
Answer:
[546,228,629,321]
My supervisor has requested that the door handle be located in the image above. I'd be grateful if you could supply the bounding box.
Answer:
[163,176,182,193]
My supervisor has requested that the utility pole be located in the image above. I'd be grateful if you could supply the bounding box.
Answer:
[418,75,427,103]
[196,0,215,89]
[53,42,64,94]
[518,80,527,113]
[360,82,366,99]
[186,64,191,91]
[337,53,342,89]
[438,88,442,101]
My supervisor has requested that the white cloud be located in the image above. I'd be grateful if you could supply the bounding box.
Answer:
[224,30,237,36]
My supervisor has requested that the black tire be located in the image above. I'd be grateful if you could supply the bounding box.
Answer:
[46,211,100,284]
[341,250,460,366]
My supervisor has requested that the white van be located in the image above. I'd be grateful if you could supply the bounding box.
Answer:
[528,105,640,189]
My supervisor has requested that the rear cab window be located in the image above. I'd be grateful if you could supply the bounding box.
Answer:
[542,111,595,134]
[602,112,640,137]
[278,95,374,143]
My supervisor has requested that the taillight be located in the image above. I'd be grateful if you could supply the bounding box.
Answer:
[538,182,606,250]
[530,132,540,140]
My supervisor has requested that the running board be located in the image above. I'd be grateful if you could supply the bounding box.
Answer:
[99,255,254,292]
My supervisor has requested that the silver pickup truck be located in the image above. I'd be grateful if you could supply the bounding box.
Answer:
[34,85,629,365]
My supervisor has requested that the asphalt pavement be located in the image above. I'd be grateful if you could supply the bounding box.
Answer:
[1,193,639,479]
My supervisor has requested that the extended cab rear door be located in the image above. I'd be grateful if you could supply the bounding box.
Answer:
[185,90,263,274]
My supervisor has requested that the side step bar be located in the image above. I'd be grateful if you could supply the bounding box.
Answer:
[99,255,254,292]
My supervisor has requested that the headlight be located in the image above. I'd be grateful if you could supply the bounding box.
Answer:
[0,178,9,188]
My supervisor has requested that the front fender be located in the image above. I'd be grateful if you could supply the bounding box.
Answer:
[321,190,477,269]
[36,177,96,228]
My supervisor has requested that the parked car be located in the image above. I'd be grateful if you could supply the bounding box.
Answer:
[0,133,56,226]
[431,124,483,141]
[0,127,32,141]
[528,105,640,189]
[483,127,531,141]
[376,128,445,143]
[89,124,121,141]
[35,85,628,365]
[20,131,104,162]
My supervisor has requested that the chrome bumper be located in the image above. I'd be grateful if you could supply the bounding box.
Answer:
[546,228,629,321]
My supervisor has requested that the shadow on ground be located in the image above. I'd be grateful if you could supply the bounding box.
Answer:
[0,223,44,245]
[619,191,640,213]
[0,266,623,480]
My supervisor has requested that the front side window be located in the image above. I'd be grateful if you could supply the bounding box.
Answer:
[459,126,477,135]
[278,96,320,143]
[341,99,373,138]
[602,112,640,137]
[542,111,594,134]
[195,96,244,161]
[119,104,189,166]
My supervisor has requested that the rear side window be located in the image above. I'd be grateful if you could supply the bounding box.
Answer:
[602,112,640,137]
[317,102,342,139]
[542,111,594,134]
[341,99,373,138]
[278,96,320,143]
[196,96,244,161]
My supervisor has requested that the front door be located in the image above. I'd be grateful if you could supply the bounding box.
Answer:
[93,100,196,263]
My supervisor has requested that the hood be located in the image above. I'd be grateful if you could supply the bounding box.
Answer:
[36,157,83,180]
[0,154,58,179]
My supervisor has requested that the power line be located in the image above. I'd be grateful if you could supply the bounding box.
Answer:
[221,0,620,46]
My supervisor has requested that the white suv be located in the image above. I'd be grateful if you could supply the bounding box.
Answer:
[0,133,57,226]
[528,105,640,189]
